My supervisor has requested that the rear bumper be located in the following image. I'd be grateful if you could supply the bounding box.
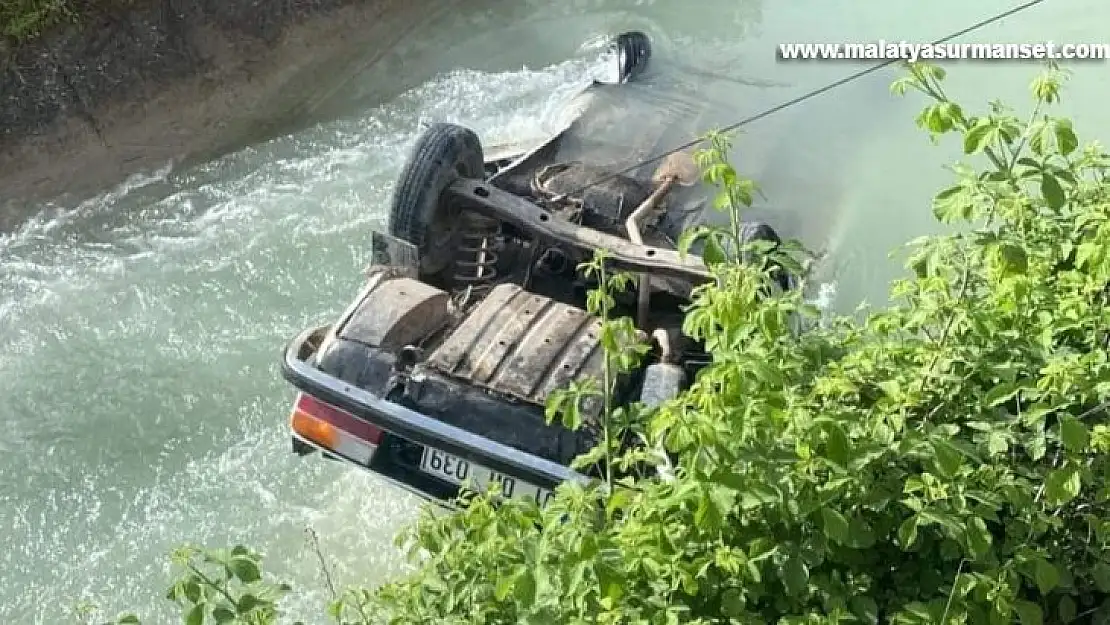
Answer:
[291,431,460,511]
[280,325,590,494]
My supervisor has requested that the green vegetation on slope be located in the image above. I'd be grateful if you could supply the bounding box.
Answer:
[83,61,1110,625]
[1,0,134,43]
[1,0,71,42]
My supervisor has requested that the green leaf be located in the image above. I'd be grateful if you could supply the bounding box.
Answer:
[514,566,537,605]
[1033,558,1059,594]
[820,507,851,545]
[917,102,959,134]
[1059,415,1089,452]
[1075,241,1103,270]
[739,484,780,509]
[1055,119,1079,155]
[1058,595,1078,623]
[1029,119,1051,155]
[963,121,994,154]
[890,76,917,96]
[1031,71,1061,104]
[984,382,1021,407]
[965,516,992,558]
[212,607,235,624]
[994,243,1028,277]
[703,233,727,267]
[676,227,709,258]
[759,308,783,341]
[1026,431,1047,461]
[780,556,809,597]
[600,566,624,601]
[878,380,901,400]
[182,580,201,604]
[1092,562,1110,592]
[1016,155,1043,170]
[745,559,762,583]
[1044,466,1082,505]
[931,185,975,223]
[898,600,935,624]
[1015,600,1043,625]
[847,517,877,549]
[720,587,745,618]
[825,424,850,469]
[709,484,737,518]
[933,441,963,478]
[987,431,1008,456]
[850,596,880,625]
[898,517,919,549]
[494,574,514,601]
[1041,173,1066,210]
[185,604,204,625]
[227,556,261,583]
[236,594,261,613]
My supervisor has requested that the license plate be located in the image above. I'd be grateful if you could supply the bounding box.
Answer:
[419,446,555,507]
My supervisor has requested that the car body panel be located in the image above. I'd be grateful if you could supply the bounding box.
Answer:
[282,325,591,491]
[423,282,606,418]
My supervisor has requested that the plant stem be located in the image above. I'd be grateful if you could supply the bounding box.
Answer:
[186,562,240,609]
[920,73,1011,172]
[306,528,339,601]
[914,249,973,410]
[1008,103,1043,174]
[597,259,614,493]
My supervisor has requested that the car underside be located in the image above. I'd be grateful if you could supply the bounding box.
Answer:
[279,31,793,508]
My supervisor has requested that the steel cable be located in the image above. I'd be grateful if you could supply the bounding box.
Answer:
[556,0,1049,200]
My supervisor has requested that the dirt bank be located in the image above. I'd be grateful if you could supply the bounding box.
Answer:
[0,0,437,215]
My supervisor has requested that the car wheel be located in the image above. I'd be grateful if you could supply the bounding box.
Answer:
[314,338,394,393]
[388,123,486,276]
[613,31,652,83]
[738,221,795,293]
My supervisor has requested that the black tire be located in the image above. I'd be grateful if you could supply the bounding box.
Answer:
[738,221,795,292]
[613,31,652,83]
[739,221,781,256]
[388,123,485,276]
[315,338,394,393]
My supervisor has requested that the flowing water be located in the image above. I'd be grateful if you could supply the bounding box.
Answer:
[2,0,1109,622]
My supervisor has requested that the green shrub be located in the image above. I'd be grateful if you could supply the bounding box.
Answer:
[98,61,1110,624]
[1,0,136,43]
[1,0,73,42]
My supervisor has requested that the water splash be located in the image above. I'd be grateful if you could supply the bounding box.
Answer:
[0,52,614,624]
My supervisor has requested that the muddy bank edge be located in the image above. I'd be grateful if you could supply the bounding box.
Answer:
[0,0,429,210]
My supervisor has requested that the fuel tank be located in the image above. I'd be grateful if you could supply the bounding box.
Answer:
[423,282,607,420]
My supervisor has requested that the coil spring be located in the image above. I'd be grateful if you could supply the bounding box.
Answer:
[453,213,501,286]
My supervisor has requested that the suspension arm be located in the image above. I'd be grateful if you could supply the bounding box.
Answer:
[446,179,712,282]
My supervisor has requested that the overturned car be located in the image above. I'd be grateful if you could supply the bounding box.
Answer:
[280,32,793,507]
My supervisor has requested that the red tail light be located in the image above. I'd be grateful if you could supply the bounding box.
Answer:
[291,393,385,445]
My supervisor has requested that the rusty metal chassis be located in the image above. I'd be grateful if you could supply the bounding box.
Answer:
[446,178,711,282]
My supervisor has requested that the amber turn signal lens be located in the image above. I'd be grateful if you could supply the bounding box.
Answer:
[290,408,339,449]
